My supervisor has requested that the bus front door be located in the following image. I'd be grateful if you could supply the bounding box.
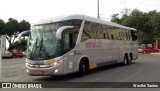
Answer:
[62,30,75,73]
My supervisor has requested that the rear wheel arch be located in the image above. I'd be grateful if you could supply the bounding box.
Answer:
[128,52,133,64]
[129,52,133,60]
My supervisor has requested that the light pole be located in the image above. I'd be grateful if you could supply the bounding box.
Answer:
[97,0,100,18]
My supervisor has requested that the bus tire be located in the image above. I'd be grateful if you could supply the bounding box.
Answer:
[122,54,128,66]
[78,60,89,77]
[128,53,133,64]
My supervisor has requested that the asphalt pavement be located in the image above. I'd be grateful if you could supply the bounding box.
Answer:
[1,54,160,91]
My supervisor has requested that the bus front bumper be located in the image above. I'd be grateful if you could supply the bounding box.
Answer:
[26,63,64,76]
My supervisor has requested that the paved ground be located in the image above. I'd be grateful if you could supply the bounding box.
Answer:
[1,54,160,91]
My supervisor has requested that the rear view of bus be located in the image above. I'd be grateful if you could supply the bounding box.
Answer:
[26,15,138,76]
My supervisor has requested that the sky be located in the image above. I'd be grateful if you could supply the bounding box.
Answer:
[0,0,160,24]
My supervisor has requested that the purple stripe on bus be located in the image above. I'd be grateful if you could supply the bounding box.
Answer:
[97,60,117,67]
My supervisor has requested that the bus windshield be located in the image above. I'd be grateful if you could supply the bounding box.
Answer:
[27,19,82,60]
[27,24,61,60]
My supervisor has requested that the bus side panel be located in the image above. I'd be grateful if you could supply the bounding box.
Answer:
[74,50,91,72]
[101,40,117,67]
[62,49,91,74]
[61,50,75,74]
[73,41,91,72]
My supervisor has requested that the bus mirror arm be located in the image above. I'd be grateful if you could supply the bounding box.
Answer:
[15,30,31,43]
[56,26,74,40]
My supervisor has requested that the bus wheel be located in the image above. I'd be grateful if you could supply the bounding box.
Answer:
[122,54,128,66]
[78,60,89,77]
[128,54,132,64]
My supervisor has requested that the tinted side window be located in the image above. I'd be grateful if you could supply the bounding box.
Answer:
[131,30,137,41]
[63,32,74,53]
[82,21,103,41]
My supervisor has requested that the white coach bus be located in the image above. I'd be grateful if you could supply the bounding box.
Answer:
[25,15,138,76]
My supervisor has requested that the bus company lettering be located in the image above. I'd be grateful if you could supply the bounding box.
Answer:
[11,83,42,88]
[85,42,96,48]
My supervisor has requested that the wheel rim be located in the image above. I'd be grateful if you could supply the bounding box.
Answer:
[124,58,127,64]
[123,55,128,65]
[82,65,85,72]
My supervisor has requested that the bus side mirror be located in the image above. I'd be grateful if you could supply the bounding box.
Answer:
[14,30,30,43]
[56,26,74,40]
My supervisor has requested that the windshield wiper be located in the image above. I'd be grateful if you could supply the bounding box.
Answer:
[30,37,38,59]
[39,34,50,59]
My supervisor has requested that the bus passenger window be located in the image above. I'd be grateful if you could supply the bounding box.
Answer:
[64,33,73,52]
[111,34,114,40]
[106,32,109,39]
[103,33,106,39]
[73,31,78,46]
[81,30,91,42]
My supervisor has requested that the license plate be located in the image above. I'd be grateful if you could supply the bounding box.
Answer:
[35,70,43,74]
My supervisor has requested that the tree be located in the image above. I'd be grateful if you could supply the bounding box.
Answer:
[111,14,121,24]
[124,9,143,28]
[111,9,160,45]
[0,18,31,51]
[9,39,27,51]
[5,18,20,36]
[4,18,31,44]
[19,20,31,32]
[5,18,20,44]
[14,20,31,42]
[0,19,5,35]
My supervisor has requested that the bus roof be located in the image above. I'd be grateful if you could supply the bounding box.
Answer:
[35,14,136,31]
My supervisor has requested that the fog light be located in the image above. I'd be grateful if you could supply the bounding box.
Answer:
[54,69,58,73]
[26,70,29,73]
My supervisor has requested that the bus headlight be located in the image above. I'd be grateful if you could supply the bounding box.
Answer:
[54,69,59,73]
[53,62,58,66]
[50,60,62,67]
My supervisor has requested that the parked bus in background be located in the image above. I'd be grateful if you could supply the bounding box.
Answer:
[24,15,138,76]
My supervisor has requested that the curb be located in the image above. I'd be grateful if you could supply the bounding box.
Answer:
[151,53,160,55]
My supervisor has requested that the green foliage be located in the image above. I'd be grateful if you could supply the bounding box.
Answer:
[0,19,5,34]
[111,14,121,24]
[9,39,27,51]
[0,18,31,36]
[19,20,30,32]
[5,18,20,37]
[111,9,160,44]
[0,18,30,50]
